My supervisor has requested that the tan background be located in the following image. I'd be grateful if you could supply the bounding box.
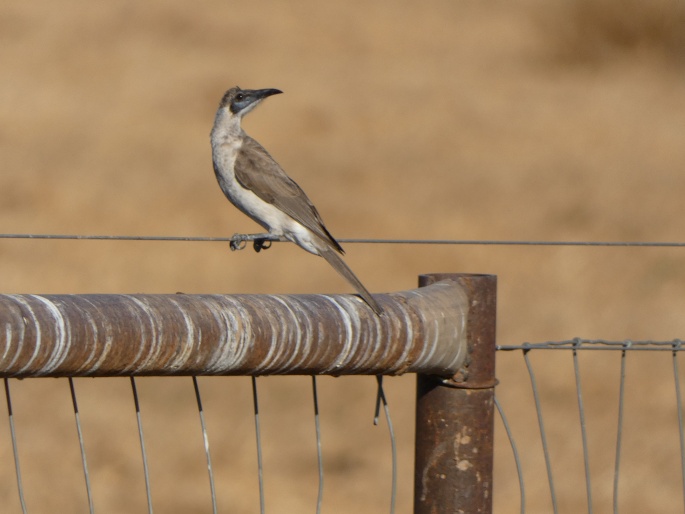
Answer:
[1,0,685,512]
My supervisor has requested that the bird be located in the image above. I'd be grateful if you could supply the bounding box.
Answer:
[210,86,383,315]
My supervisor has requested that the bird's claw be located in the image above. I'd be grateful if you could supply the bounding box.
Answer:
[229,234,247,251]
[253,238,272,253]
[230,233,275,252]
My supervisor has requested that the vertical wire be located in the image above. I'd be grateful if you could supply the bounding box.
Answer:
[68,378,95,514]
[130,377,154,514]
[494,395,525,514]
[373,376,382,426]
[673,341,685,513]
[4,378,28,514]
[613,342,630,514]
[252,376,266,514]
[572,342,593,514]
[311,376,324,514]
[374,376,397,514]
[523,349,558,514]
[192,377,217,514]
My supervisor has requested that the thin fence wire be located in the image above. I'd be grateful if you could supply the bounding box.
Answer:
[572,343,593,514]
[311,376,324,514]
[673,343,685,513]
[4,233,685,247]
[613,342,629,514]
[373,376,397,514]
[252,377,266,514]
[497,338,685,351]
[4,378,27,514]
[68,378,95,514]
[193,377,218,514]
[130,377,154,514]
[494,395,525,514]
[522,350,558,514]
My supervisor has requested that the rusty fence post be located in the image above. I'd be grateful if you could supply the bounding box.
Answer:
[414,274,497,514]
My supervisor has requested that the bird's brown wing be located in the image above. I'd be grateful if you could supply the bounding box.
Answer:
[234,135,344,253]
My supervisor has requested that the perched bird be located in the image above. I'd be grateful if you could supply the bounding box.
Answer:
[210,86,382,315]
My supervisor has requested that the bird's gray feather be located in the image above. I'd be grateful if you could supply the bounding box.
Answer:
[234,136,344,254]
[318,246,383,314]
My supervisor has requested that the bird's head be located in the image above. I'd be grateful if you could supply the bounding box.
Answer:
[218,86,283,118]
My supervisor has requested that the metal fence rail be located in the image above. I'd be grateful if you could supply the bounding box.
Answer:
[0,280,469,378]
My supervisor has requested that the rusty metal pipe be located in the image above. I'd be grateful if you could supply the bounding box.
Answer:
[414,274,497,514]
[0,279,469,378]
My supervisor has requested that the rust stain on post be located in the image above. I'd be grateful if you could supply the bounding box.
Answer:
[414,274,496,514]
[0,281,469,378]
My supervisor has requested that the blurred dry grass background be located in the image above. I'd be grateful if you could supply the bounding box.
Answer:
[1,0,685,512]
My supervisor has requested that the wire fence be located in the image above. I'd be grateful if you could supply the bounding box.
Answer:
[6,340,684,514]
[2,234,685,513]
[495,339,685,514]
[4,232,685,247]
[2,375,401,514]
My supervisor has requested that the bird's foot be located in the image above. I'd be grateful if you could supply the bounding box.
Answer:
[229,233,280,252]
[253,238,272,253]
[229,238,246,251]
[229,233,249,251]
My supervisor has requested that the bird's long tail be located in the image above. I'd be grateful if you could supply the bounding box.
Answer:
[318,246,383,315]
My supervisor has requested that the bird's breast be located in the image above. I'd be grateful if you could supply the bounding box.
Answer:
[212,140,302,238]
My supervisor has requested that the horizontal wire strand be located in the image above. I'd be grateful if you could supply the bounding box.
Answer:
[2,233,685,247]
[498,339,685,351]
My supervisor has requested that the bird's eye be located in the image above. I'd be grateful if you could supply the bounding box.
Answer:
[236,93,244,101]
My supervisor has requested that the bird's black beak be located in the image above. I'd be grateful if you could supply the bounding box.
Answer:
[231,88,283,115]
[249,88,283,100]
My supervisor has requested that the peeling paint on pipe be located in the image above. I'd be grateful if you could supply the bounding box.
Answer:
[0,279,468,378]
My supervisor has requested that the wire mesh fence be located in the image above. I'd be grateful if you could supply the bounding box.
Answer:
[7,341,685,514]
[495,339,685,514]
[0,375,411,514]
[2,277,685,513]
